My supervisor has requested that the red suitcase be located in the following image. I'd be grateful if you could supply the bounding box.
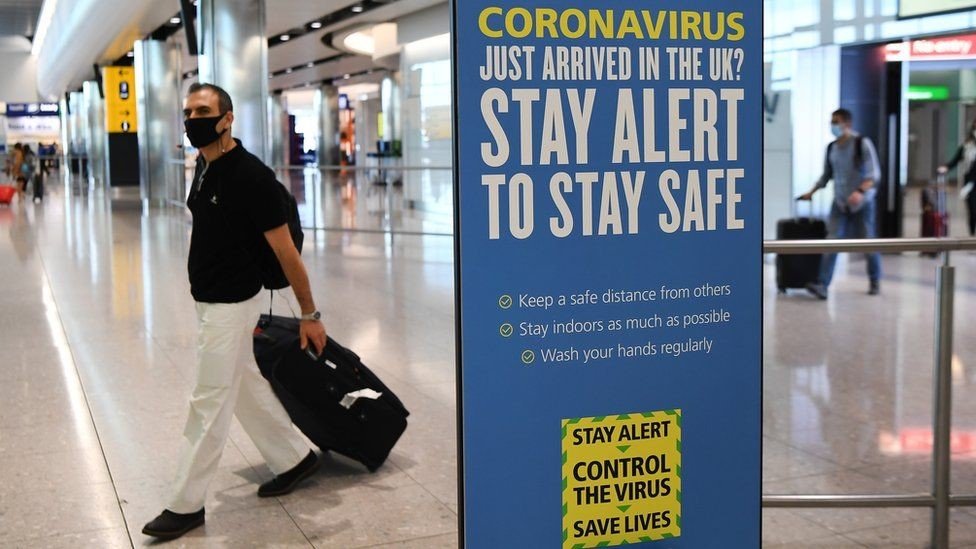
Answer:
[0,185,15,205]
[921,175,949,238]
[922,210,949,237]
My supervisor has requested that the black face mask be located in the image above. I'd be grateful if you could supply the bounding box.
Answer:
[184,114,227,148]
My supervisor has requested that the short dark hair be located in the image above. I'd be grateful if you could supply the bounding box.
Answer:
[15,175,26,183]
[188,82,234,113]
[832,109,853,123]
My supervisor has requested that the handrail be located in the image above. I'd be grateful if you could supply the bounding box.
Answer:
[270,164,453,171]
[0,154,71,159]
[764,494,976,508]
[765,237,976,254]
[162,158,454,172]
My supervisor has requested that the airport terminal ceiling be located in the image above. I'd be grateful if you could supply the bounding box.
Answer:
[30,0,446,99]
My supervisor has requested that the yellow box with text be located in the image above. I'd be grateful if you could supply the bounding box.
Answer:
[562,410,681,548]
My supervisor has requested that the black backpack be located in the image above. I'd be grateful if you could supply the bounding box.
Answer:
[258,182,304,290]
[205,172,304,290]
[828,135,864,168]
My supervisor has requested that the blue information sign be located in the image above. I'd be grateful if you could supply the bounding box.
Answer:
[452,2,762,547]
[6,103,60,117]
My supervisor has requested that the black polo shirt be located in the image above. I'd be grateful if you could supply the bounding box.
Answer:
[186,141,287,303]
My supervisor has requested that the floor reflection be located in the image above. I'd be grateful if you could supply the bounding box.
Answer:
[274,166,454,236]
[763,248,976,545]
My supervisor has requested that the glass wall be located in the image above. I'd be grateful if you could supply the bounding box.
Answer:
[765,0,976,85]
[763,0,976,237]
[400,33,453,223]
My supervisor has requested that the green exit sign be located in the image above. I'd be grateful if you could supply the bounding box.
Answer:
[908,85,951,101]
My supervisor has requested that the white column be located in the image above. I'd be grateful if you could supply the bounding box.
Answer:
[197,0,269,162]
[316,85,340,167]
[268,93,286,167]
[83,81,107,191]
[135,39,183,206]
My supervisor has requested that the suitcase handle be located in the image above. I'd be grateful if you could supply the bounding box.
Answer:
[794,196,814,218]
[303,346,339,369]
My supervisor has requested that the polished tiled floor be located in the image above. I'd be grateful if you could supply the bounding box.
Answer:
[0,178,457,548]
[1,176,976,547]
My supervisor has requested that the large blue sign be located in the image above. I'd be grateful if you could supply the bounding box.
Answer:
[453,2,762,547]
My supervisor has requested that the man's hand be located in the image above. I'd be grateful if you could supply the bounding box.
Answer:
[300,319,328,355]
[797,191,814,201]
[847,191,864,209]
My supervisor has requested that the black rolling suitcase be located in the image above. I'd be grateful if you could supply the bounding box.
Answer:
[775,206,827,292]
[253,315,409,472]
[32,171,43,202]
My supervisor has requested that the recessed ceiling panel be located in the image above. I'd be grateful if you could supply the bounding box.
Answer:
[0,0,43,37]
[270,54,376,91]
[266,0,361,36]
[269,31,339,71]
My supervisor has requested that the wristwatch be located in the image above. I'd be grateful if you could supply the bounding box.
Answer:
[301,311,321,321]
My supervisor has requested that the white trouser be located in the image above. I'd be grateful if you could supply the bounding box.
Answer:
[169,292,308,513]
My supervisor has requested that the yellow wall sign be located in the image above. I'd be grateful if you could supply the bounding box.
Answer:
[562,410,682,548]
[104,66,137,134]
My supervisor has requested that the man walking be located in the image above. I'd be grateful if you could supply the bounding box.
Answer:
[799,108,883,299]
[143,83,325,540]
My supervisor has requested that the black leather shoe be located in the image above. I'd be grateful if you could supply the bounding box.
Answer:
[869,280,880,296]
[142,508,205,540]
[258,451,319,497]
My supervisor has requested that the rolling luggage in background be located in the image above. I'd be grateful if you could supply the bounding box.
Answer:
[0,185,14,205]
[253,314,409,472]
[32,172,44,202]
[775,204,827,292]
[921,174,949,238]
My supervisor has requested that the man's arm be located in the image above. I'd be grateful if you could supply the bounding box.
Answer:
[857,137,882,192]
[799,144,834,200]
[940,145,965,174]
[264,224,327,353]
[847,138,881,208]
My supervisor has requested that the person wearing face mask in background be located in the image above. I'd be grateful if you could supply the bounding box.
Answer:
[938,119,976,237]
[798,108,883,300]
[142,83,325,540]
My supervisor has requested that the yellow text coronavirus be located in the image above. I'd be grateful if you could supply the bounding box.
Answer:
[478,8,745,42]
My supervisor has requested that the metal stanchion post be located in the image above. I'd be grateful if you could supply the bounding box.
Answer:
[313,168,320,231]
[932,251,955,549]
